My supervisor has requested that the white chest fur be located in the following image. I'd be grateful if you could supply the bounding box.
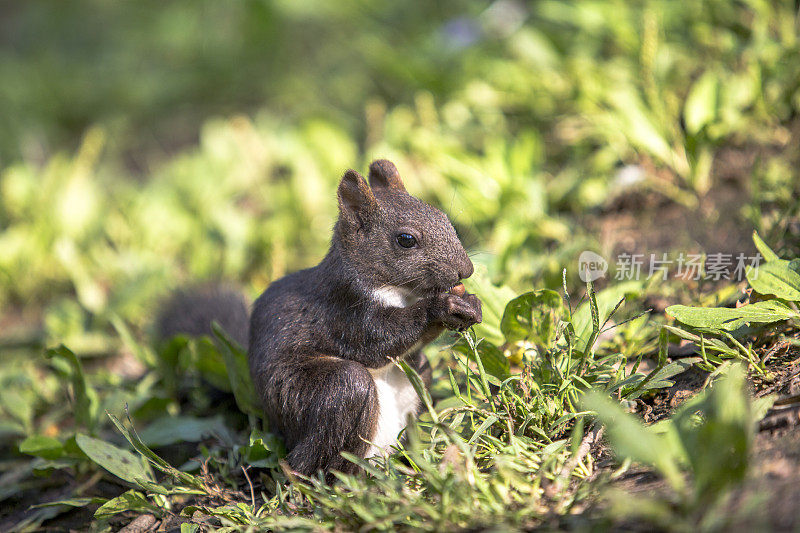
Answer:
[366,362,420,457]
[372,285,421,308]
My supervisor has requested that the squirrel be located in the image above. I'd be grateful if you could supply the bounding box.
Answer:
[158,159,482,478]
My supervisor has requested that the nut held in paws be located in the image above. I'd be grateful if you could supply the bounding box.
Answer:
[450,283,466,296]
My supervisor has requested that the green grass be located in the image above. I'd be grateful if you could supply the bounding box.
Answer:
[1,1,800,531]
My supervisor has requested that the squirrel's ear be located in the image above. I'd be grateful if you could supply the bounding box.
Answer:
[337,169,377,226]
[368,159,406,192]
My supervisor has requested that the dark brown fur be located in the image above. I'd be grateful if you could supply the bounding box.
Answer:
[156,285,249,347]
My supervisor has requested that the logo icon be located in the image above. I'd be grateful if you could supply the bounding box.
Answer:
[578,251,608,282]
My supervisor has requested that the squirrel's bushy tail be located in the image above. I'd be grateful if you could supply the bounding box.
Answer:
[155,285,249,349]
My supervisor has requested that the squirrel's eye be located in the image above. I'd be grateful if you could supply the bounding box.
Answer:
[396,233,417,248]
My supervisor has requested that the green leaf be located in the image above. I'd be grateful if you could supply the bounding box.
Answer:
[19,435,64,460]
[107,411,205,490]
[452,337,510,381]
[684,71,719,135]
[45,345,99,431]
[75,434,154,485]
[468,415,499,444]
[645,358,699,390]
[242,428,284,468]
[746,261,800,301]
[94,490,162,519]
[154,334,190,395]
[583,277,601,363]
[34,497,107,509]
[459,331,493,397]
[398,360,438,423]
[0,389,34,433]
[672,365,752,503]
[626,358,702,399]
[752,231,779,262]
[662,325,741,359]
[607,88,677,171]
[109,313,154,366]
[448,368,465,404]
[667,300,799,331]
[139,415,230,447]
[193,337,232,392]
[212,322,261,416]
[500,289,563,346]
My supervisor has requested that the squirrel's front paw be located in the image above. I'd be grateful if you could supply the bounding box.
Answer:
[432,292,482,331]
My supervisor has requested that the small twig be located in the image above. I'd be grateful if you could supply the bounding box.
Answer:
[241,465,256,511]
[551,423,605,495]
[118,514,157,533]
[756,339,789,368]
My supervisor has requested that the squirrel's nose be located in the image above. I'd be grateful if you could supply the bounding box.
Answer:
[458,257,474,280]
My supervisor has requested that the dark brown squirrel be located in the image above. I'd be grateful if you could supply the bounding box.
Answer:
[158,159,482,478]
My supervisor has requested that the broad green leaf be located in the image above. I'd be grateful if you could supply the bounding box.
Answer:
[94,490,162,519]
[451,336,510,381]
[107,412,205,489]
[746,261,800,301]
[139,415,230,447]
[34,497,107,509]
[46,345,99,431]
[19,435,64,460]
[752,231,779,262]
[452,338,511,381]
[0,389,33,433]
[626,358,701,399]
[684,71,719,135]
[154,334,190,395]
[646,358,700,390]
[213,322,261,416]
[475,340,511,380]
[500,289,563,346]
[75,434,153,485]
[667,300,798,331]
[242,428,284,468]
[193,337,232,392]
[672,365,752,502]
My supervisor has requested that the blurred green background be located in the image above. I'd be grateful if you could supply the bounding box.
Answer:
[1,0,799,343]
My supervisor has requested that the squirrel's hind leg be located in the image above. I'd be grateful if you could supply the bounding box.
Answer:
[263,357,379,479]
